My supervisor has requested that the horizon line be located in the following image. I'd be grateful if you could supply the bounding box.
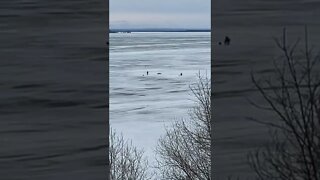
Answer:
[109,28,211,33]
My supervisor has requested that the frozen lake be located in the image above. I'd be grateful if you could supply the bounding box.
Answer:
[109,32,210,166]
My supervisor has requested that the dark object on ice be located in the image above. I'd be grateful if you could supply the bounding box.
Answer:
[224,36,230,45]
[218,42,222,45]
[180,73,182,76]
[147,71,149,75]
[157,73,162,75]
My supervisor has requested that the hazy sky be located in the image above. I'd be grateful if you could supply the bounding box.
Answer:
[110,0,211,29]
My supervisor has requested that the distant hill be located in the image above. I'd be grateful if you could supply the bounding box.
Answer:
[109,28,210,33]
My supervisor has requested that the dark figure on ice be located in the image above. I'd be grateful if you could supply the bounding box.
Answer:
[224,36,231,45]
[147,71,149,75]
[180,73,182,76]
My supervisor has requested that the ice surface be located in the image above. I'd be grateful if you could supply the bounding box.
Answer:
[110,32,210,168]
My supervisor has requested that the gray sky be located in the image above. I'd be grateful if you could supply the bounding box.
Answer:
[110,0,211,29]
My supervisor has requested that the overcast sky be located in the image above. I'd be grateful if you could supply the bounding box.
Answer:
[110,0,211,29]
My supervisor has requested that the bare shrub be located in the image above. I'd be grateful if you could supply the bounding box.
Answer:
[156,73,211,180]
[109,129,152,180]
[249,27,320,180]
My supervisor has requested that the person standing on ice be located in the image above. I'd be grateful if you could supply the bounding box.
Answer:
[224,36,231,45]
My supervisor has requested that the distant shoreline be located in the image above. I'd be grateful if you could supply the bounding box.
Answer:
[109,29,210,33]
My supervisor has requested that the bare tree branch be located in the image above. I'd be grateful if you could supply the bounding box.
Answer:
[248,27,320,180]
[156,73,211,180]
[109,129,153,180]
